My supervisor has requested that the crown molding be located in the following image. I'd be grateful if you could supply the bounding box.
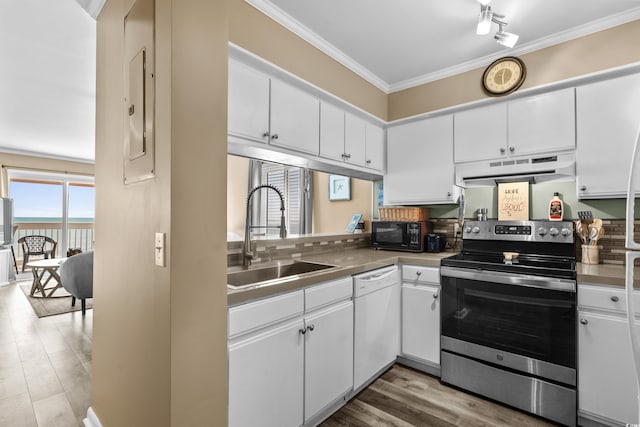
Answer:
[0,146,95,164]
[389,6,640,92]
[244,0,391,93]
[244,0,640,94]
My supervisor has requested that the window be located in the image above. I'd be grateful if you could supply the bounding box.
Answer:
[251,160,311,237]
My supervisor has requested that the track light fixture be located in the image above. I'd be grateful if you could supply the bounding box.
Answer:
[475,0,519,48]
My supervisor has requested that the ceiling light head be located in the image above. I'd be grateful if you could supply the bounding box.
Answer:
[495,29,519,48]
[476,5,493,35]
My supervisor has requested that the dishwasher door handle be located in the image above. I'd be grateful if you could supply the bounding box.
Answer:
[357,269,397,282]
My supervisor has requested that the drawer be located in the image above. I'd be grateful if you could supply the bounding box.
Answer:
[578,284,640,314]
[228,290,304,338]
[305,277,353,312]
[402,265,440,284]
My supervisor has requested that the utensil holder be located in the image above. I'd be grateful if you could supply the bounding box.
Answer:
[582,245,600,265]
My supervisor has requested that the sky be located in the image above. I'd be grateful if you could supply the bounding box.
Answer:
[9,181,95,219]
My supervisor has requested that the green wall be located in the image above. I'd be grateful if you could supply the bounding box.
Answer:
[428,180,635,220]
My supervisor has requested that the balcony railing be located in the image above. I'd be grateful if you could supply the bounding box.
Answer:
[13,222,94,267]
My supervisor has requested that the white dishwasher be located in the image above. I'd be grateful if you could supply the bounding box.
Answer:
[353,265,401,390]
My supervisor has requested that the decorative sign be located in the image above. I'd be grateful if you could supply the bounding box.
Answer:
[329,175,351,201]
[498,181,529,221]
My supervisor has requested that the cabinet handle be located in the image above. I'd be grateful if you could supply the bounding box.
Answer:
[580,185,587,191]
[262,132,270,138]
[447,191,452,197]
[433,293,439,299]
[299,327,307,335]
[509,146,515,153]
[611,296,620,302]
[366,160,372,164]
[500,148,506,154]
[345,154,351,159]
[271,134,279,140]
[415,271,422,277]
[580,318,588,325]
[307,324,315,332]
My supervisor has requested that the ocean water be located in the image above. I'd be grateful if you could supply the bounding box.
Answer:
[14,217,94,223]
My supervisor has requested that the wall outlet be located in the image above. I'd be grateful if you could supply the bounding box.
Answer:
[454,223,461,236]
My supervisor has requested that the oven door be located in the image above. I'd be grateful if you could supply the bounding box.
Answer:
[440,266,576,384]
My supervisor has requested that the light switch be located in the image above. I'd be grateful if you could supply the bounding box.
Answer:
[155,232,165,267]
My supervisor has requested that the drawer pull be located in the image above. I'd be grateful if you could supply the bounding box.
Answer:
[611,296,620,302]
[580,318,589,325]
[416,271,422,277]
[433,293,439,299]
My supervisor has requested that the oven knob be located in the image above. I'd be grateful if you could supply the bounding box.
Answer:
[464,226,472,233]
[561,228,571,236]
[549,227,559,236]
[472,226,480,234]
[537,227,547,236]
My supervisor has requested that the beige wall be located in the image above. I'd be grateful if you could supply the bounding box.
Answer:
[388,19,640,121]
[0,153,94,197]
[227,155,249,238]
[92,0,228,426]
[312,172,372,233]
[228,0,387,121]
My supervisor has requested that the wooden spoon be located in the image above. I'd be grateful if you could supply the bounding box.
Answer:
[575,220,585,244]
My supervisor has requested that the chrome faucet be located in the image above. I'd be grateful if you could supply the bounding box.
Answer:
[243,184,287,267]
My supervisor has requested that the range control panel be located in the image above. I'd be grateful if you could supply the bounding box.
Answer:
[463,220,574,243]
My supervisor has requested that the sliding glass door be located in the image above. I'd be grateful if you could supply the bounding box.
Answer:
[8,170,94,268]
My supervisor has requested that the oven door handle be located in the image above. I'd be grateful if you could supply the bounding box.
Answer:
[440,266,576,293]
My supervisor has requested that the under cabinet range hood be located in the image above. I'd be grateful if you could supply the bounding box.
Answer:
[455,152,576,187]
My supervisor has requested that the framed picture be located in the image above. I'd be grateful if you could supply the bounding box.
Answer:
[347,213,362,233]
[329,175,351,201]
[498,181,529,221]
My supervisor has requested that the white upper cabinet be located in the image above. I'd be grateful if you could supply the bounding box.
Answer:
[319,101,345,162]
[365,123,385,171]
[344,113,367,167]
[228,59,270,142]
[319,100,385,172]
[385,115,455,205]
[270,79,320,155]
[507,88,576,157]
[576,73,640,199]
[453,88,575,163]
[454,103,507,163]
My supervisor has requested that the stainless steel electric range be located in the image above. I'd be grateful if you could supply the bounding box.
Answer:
[440,220,577,427]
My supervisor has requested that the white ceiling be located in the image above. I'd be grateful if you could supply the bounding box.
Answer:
[0,0,96,162]
[250,0,640,92]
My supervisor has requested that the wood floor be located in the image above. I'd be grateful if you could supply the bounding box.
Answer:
[0,279,92,427]
[322,364,556,427]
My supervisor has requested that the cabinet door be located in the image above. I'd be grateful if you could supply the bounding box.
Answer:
[228,59,270,142]
[454,103,507,163]
[319,101,345,162]
[507,88,575,157]
[578,312,639,424]
[401,283,440,365]
[576,73,640,199]
[385,115,455,205]
[344,113,367,167]
[270,79,320,155]
[304,300,354,422]
[229,319,304,427]
[365,123,385,171]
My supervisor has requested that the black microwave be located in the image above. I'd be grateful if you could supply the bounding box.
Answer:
[371,221,430,252]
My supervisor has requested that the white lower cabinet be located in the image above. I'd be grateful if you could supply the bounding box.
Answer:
[228,278,353,427]
[229,318,304,427]
[401,265,440,366]
[304,300,353,422]
[578,284,640,425]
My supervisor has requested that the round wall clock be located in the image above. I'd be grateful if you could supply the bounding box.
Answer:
[482,56,527,96]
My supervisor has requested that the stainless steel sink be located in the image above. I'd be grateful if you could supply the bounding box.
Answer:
[227,260,336,289]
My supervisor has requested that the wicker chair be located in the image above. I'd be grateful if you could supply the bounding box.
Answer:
[18,235,57,272]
